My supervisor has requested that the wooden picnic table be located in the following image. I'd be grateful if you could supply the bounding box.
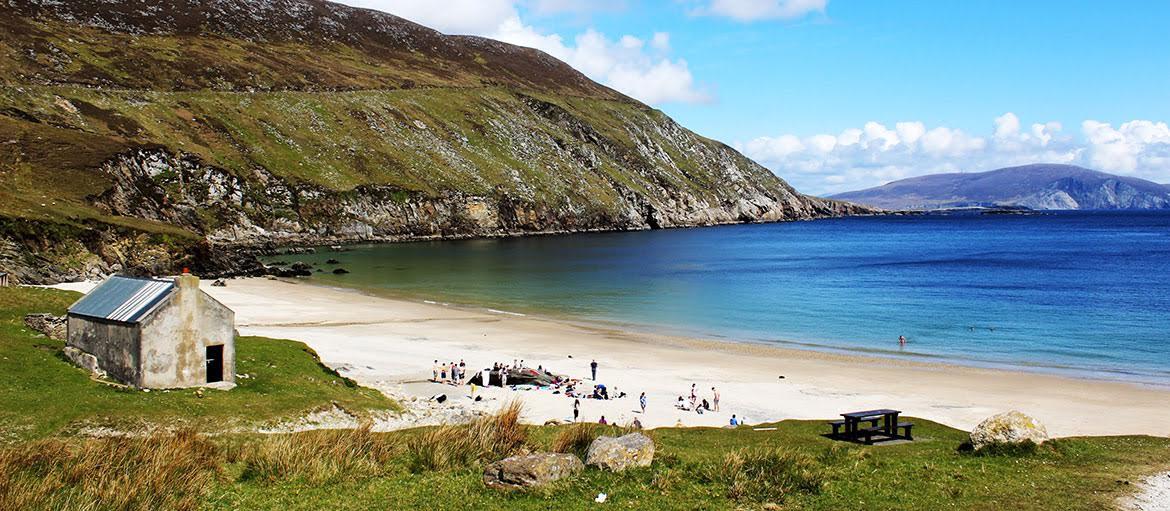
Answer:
[843,409,899,436]
[829,409,913,444]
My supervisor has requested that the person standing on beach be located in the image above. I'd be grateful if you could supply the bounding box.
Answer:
[689,384,697,408]
[500,368,508,388]
[639,392,647,414]
[432,360,439,381]
[590,359,598,380]
[573,399,581,422]
[712,387,720,412]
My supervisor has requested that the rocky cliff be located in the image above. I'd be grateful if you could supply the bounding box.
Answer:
[0,0,868,283]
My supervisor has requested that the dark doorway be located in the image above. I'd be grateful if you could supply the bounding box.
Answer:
[206,345,224,383]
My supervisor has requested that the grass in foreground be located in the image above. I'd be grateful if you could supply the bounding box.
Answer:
[0,286,396,442]
[1,409,1167,511]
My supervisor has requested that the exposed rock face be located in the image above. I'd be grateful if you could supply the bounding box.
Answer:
[87,137,864,250]
[969,411,1050,450]
[483,453,584,489]
[24,313,67,340]
[585,433,655,471]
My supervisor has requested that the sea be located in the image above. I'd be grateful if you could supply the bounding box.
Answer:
[271,211,1170,385]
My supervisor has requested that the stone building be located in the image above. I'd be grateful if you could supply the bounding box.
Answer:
[66,272,235,389]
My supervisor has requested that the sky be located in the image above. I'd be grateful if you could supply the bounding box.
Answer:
[337,0,1170,195]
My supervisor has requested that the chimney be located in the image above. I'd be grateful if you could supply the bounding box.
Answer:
[176,268,199,290]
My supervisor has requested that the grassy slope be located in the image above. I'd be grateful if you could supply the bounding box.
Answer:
[0,14,796,240]
[0,85,727,223]
[202,422,1170,511]
[0,287,395,441]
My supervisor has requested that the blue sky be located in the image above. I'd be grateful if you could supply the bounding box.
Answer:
[341,1,1170,195]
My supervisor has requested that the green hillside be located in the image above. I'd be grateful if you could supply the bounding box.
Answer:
[0,0,867,283]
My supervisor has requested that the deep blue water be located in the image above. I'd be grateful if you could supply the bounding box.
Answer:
[278,211,1170,384]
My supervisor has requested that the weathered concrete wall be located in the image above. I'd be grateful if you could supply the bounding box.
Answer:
[66,316,140,385]
[199,291,236,382]
[138,275,235,388]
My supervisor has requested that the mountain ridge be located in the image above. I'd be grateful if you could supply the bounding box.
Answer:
[0,0,868,283]
[831,164,1170,211]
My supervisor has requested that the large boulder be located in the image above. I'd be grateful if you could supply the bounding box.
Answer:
[63,346,107,380]
[585,433,654,471]
[969,411,1049,450]
[483,453,584,490]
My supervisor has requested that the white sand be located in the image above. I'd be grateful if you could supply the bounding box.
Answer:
[53,278,1170,436]
[1122,472,1170,511]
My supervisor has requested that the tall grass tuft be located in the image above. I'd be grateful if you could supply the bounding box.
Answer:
[230,424,397,484]
[716,446,834,503]
[0,430,219,511]
[406,400,529,472]
[552,423,617,458]
[550,423,602,459]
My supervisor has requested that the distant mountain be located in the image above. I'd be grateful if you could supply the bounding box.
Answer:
[831,164,1170,210]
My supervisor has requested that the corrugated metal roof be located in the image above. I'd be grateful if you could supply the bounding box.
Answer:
[68,275,175,324]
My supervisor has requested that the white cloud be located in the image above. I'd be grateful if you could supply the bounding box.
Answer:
[696,0,826,21]
[339,0,518,34]
[1082,119,1170,172]
[334,0,709,105]
[993,112,1020,139]
[651,32,671,51]
[738,113,1170,195]
[525,0,624,16]
[607,59,712,104]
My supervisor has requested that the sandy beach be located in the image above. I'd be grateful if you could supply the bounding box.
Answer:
[56,277,1170,437]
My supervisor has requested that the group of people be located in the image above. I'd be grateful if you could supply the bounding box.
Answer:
[434,356,737,428]
[431,359,468,384]
[675,383,720,414]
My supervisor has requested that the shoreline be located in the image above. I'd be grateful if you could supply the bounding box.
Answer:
[264,276,1170,390]
[54,277,1170,437]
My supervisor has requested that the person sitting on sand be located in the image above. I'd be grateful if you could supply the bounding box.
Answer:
[632,417,643,430]
[701,398,710,411]
[676,396,689,411]
[730,415,739,426]
[598,415,607,425]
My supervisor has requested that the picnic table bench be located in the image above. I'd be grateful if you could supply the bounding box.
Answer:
[827,409,913,444]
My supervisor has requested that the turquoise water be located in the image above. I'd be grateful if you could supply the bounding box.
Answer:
[274,211,1170,384]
